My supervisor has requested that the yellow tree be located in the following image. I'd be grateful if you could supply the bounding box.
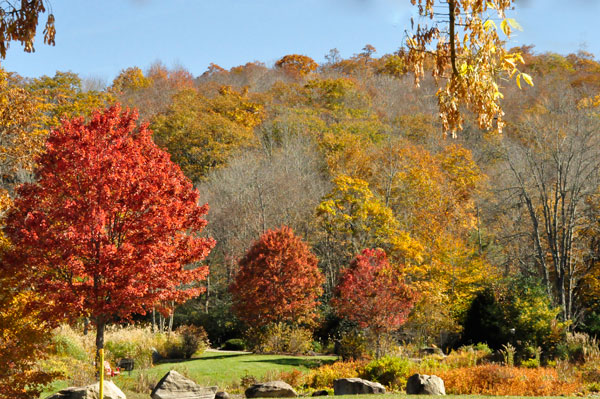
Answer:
[406,0,533,135]
[0,70,47,213]
[315,175,422,296]
[365,140,491,340]
[152,86,264,182]
[26,71,115,128]
[110,66,153,94]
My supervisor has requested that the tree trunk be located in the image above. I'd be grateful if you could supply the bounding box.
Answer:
[205,275,210,314]
[448,0,458,76]
[152,307,156,333]
[168,301,174,333]
[95,320,106,373]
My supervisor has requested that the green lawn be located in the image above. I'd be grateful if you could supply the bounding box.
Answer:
[117,351,337,388]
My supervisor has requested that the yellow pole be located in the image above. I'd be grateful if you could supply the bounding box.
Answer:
[99,348,104,399]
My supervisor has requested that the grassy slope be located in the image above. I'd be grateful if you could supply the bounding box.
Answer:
[117,351,337,387]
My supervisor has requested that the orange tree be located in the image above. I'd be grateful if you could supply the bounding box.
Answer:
[0,233,58,399]
[333,248,415,358]
[230,226,323,328]
[2,105,214,357]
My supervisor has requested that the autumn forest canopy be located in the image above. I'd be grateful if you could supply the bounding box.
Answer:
[4,1,600,397]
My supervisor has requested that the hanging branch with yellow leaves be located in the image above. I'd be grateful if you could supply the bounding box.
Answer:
[405,0,533,136]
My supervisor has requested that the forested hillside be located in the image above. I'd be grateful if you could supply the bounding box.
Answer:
[3,45,600,354]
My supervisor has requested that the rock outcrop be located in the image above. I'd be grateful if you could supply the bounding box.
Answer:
[151,370,217,399]
[333,378,386,395]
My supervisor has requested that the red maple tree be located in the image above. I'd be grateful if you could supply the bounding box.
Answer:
[332,248,415,357]
[230,226,323,327]
[3,105,214,354]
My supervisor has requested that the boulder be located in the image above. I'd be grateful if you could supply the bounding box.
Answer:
[312,389,330,396]
[151,370,218,399]
[406,374,445,395]
[47,381,126,399]
[245,381,298,398]
[333,378,385,395]
[216,392,230,399]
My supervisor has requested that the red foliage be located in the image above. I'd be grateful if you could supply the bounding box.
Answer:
[333,248,414,336]
[230,226,323,327]
[3,104,214,350]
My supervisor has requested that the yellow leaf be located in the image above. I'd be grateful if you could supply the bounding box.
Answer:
[504,57,516,68]
[516,74,522,89]
[483,19,497,31]
[506,18,523,31]
[522,73,534,87]
[500,19,510,36]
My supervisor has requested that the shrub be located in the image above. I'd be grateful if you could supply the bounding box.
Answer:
[51,325,89,361]
[461,278,567,360]
[287,327,313,354]
[416,355,448,374]
[240,372,258,388]
[250,323,314,355]
[306,361,365,389]
[438,364,581,396]
[521,358,540,368]
[337,330,369,361]
[445,343,492,368]
[222,338,246,351]
[361,356,413,389]
[178,325,210,358]
[162,335,186,359]
[311,341,323,353]
[104,325,157,368]
[265,369,306,388]
[563,332,600,364]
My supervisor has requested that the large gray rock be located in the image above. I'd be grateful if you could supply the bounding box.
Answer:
[406,374,445,395]
[151,370,218,399]
[333,378,386,395]
[245,381,298,398]
[215,392,230,399]
[47,381,126,399]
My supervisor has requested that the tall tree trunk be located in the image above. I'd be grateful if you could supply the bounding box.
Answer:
[205,275,210,314]
[168,301,174,333]
[152,307,156,333]
[95,320,106,373]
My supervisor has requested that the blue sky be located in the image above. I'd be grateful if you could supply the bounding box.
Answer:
[2,0,598,83]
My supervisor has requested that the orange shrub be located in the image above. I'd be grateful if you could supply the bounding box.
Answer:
[306,361,366,389]
[276,369,306,388]
[438,365,581,396]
